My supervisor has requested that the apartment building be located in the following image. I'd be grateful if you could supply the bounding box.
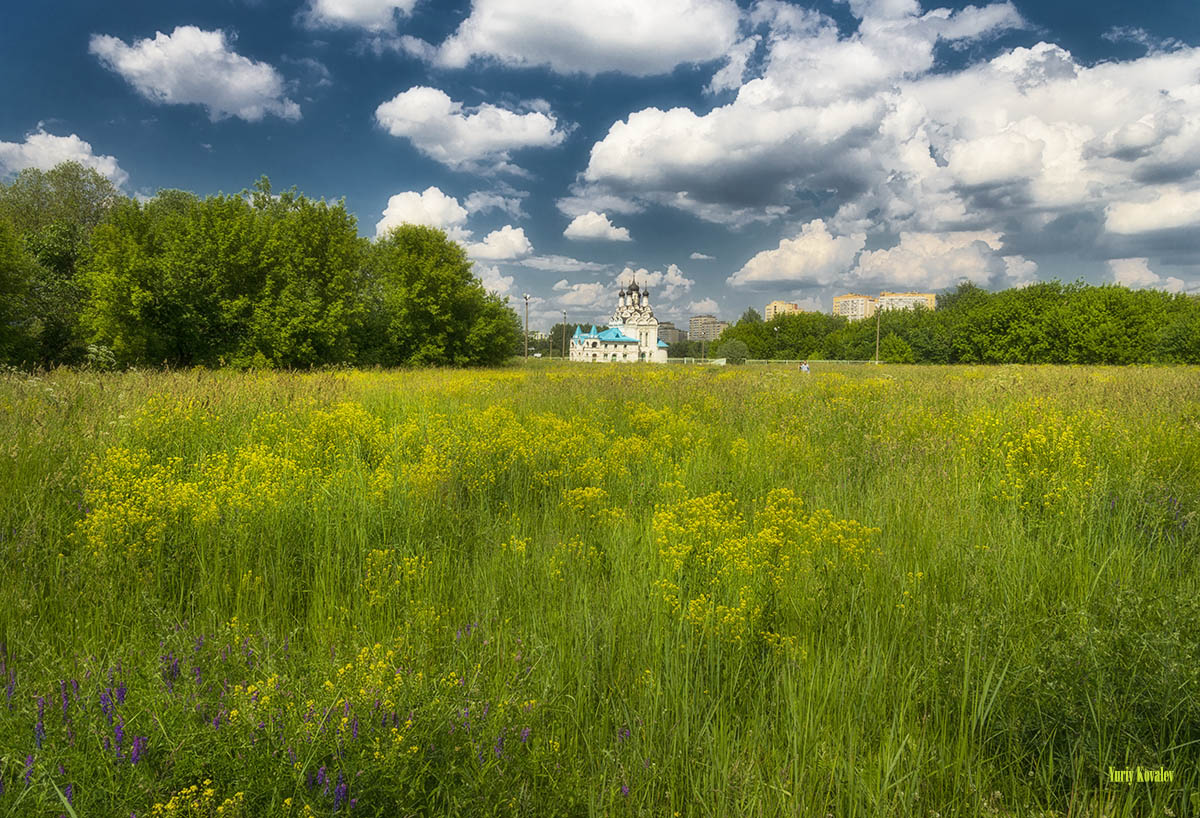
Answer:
[832,294,877,320]
[764,300,801,321]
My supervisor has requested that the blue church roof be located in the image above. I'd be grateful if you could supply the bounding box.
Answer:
[657,340,669,348]
[597,327,637,343]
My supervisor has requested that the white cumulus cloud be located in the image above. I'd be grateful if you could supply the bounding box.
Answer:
[476,263,515,296]
[729,220,866,287]
[89,26,300,122]
[466,225,533,260]
[435,0,741,76]
[0,129,128,187]
[375,86,564,172]
[690,252,715,260]
[1105,187,1200,234]
[375,186,469,239]
[852,230,1034,290]
[563,211,631,242]
[301,0,417,31]
[1108,258,1186,292]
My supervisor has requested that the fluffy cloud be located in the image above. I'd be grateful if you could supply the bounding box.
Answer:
[556,184,643,218]
[689,252,715,260]
[435,0,741,76]
[301,0,417,31]
[1105,187,1200,234]
[89,27,300,122]
[465,190,526,219]
[688,297,720,314]
[852,230,1036,291]
[476,264,515,296]
[551,279,612,309]
[375,86,564,172]
[466,225,533,260]
[617,264,694,301]
[578,1,1200,268]
[563,211,631,242]
[519,255,607,273]
[0,129,128,187]
[729,220,866,287]
[375,186,469,239]
[1108,258,1186,292]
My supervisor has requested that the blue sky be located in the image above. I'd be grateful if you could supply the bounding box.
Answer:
[3,0,1199,329]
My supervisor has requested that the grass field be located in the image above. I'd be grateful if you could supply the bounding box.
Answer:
[1,363,1198,817]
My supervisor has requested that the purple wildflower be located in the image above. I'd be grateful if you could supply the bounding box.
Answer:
[114,715,125,756]
[193,666,201,685]
[116,681,126,704]
[351,717,358,740]
[7,671,16,708]
[618,726,631,743]
[520,727,531,743]
[130,735,147,764]
[23,755,32,787]
[317,765,326,789]
[34,696,45,748]
[60,681,69,716]
[99,688,113,724]
[621,785,629,797]
[494,732,505,758]
[65,783,74,805]
[212,713,220,729]
[333,773,348,810]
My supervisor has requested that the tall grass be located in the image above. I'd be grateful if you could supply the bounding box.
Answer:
[1,363,1198,816]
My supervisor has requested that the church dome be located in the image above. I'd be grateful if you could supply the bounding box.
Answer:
[627,279,640,292]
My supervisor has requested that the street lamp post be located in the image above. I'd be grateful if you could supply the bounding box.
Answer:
[874,307,881,365]
[562,309,567,360]
[523,294,530,361]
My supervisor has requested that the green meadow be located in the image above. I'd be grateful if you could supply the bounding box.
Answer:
[1,363,1198,817]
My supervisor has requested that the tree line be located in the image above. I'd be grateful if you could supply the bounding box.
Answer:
[714,283,1200,364]
[0,163,522,369]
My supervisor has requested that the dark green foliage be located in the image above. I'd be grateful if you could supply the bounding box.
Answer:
[0,163,122,365]
[717,338,749,364]
[365,224,522,367]
[711,281,1200,364]
[738,307,763,325]
[879,333,914,363]
[0,219,35,361]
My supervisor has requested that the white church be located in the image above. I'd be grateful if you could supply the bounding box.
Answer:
[570,279,670,363]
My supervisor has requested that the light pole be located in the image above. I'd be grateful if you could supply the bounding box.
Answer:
[774,325,779,360]
[874,307,881,365]
[523,294,530,361]
[562,309,567,360]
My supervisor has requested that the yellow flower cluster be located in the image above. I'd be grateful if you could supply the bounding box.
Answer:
[362,548,428,607]
[653,488,880,647]
[151,781,244,817]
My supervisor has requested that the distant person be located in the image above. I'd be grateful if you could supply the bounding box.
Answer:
[800,360,810,373]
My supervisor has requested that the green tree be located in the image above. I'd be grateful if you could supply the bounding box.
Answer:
[0,162,124,365]
[368,224,521,366]
[0,219,35,362]
[879,333,915,363]
[241,182,365,367]
[717,338,749,364]
[738,307,763,325]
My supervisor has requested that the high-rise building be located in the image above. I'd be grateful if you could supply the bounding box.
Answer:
[657,322,687,344]
[764,300,800,320]
[832,294,876,320]
[877,292,936,311]
[689,314,726,342]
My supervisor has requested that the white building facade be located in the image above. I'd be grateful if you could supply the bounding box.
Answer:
[570,280,670,363]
